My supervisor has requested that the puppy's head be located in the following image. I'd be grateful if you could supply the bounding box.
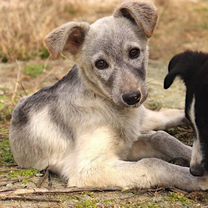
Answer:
[44,0,158,107]
[164,51,205,90]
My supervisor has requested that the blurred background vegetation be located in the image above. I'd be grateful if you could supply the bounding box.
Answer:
[0,0,208,63]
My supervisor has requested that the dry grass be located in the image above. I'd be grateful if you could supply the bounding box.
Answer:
[0,0,118,62]
[0,0,208,62]
[151,0,208,60]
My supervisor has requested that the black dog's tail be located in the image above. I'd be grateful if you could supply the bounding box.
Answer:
[164,67,181,89]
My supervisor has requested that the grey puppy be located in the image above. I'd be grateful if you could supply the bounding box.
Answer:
[9,0,208,191]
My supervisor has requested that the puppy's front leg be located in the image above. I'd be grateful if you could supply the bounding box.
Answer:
[68,158,208,191]
[113,158,208,191]
[141,106,186,132]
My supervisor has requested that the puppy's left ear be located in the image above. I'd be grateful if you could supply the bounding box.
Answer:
[113,0,158,38]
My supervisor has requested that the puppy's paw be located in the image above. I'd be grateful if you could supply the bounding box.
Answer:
[198,176,208,191]
[160,109,186,128]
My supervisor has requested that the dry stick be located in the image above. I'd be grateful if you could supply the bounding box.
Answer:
[0,166,19,173]
[0,179,20,187]
[36,168,50,188]
[168,187,189,195]
[0,187,189,201]
[19,82,28,96]
[11,60,21,104]
[0,196,60,203]
[127,187,189,195]
[0,186,121,199]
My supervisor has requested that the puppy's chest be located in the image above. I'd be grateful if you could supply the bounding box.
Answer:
[74,109,142,158]
[75,125,138,161]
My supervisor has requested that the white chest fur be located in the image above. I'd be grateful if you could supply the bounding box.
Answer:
[189,96,203,166]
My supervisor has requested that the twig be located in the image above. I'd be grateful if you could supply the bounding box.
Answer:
[0,186,121,200]
[19,82,28,96]
[36,167,51,188]
[168,187,189,194]
[11,60,21,104]
[126,187,165,195]
[0,179,19,187]
[126,186,189,195]
[0,196,60,203]
[0,166,19,173]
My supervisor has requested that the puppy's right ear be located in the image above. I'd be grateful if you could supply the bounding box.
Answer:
[44,22,90,59]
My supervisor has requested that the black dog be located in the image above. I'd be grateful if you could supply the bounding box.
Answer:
[164,51,208,176]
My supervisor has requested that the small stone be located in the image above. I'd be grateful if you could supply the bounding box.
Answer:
[6,183,13,188]
[0,90,4,95]
[35,173,44,177]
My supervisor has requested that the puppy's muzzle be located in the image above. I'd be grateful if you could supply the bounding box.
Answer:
[122,91,141,106]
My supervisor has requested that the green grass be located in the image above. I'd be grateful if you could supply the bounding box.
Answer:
[194,6,208,30]
[76,199,99,208]
[0,139,15,165]
[0,95,6,111]
[38,48,50,59]
[0,106,12,123]
[0,50,8,63]
[0,102,5,111]
[24,64,45,78]
[140,203,161,208]
[199,22,208,30]
[195,6,208,14]
[65,5,79,16]
[0,56,8,63]
[168,192,192,206]
[9,169,39,179]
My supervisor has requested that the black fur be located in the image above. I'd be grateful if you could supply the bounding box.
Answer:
[164,50,208,175]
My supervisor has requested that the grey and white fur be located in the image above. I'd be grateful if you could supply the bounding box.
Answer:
[9,0,208,191]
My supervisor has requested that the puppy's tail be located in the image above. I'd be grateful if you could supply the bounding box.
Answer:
[163,68,180,89]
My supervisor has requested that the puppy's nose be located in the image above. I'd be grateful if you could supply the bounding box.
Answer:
[122,91,141,106]
[190,164,205,177]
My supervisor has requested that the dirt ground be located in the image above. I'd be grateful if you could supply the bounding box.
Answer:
[0,59,208,208]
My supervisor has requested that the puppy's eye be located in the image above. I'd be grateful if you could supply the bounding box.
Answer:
[129,48,140,59]
[95,59,109,70]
